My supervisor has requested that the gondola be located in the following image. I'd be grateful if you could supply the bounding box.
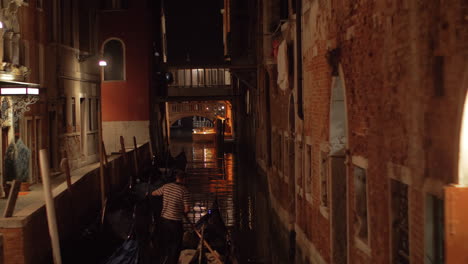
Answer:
[101,150,191,264]
[180,200,230,264]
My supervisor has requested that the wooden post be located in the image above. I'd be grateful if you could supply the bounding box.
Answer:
[148,137,154,159]
[60,155,72,192]
[133,136,139,176]
[120,136,126,163]
[184,215,223,264]
[102,141,108,167]
[3,180,20,217]
[39,149,62,264]
[199,224,205,264]
[98,101,106,211]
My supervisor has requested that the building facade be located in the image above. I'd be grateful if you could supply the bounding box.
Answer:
[99,0,153,154]
[245,0,468,263]
[0,0,47,195]
[45,0,101,171]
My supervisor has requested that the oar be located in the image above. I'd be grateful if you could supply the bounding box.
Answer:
[184,215,223,264]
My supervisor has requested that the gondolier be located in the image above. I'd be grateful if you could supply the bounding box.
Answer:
[152,169,190,264]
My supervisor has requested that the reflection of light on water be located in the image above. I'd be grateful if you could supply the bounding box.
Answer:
[170,139,236,228]
[193,203,207,212]
[248,196,253,230]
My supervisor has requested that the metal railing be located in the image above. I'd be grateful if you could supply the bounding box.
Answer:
[170,102,225,114]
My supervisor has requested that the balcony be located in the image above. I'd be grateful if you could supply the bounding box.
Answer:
[167,67,233,99]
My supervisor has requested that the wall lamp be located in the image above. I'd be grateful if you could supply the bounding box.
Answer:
[1,87,39,95]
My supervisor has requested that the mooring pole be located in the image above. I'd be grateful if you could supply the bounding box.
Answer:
[39,149,62,264]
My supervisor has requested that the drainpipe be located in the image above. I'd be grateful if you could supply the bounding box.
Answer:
[296,0,303,119]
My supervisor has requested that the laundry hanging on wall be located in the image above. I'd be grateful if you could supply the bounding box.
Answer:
[276,40,289,91]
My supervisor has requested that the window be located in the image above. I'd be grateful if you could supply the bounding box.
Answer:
[60,0,74,46]
[425,194,444,264]
[320,151,329,207]
[103,39,125,81]
[38,44,45,85]
[79,1,91,52]
[71,97,76,132]
[297,142,303,195]
[19,40,28,66]
[62,98,67,132]
[279,0,288,19]
[3,33,12,63]
[305,144,312,196]
[391,179,409,264]
[354,165,369,245]
[279,134,283,173]
[88,99,93,131]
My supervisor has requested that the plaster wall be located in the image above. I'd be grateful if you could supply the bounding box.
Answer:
[102,120,150,154]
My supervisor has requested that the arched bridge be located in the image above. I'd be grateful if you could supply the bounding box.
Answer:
[168,101,227,126]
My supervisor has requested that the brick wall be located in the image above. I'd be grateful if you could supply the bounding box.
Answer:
[254,0,468,263]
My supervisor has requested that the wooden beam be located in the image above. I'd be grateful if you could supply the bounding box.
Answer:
[184,215,223,264]
[133,136,139,176]
[39,149,62,264]
[120,136,126,163]
[3,180,20,218]
[102,141,108,167]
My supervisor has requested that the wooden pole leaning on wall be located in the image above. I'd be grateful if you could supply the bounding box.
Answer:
[60,151,72,193]
[120,136,132,188]
[39,149,62,264]
[120,136,126,163]
[98,101,106,212]
[133,136,139,176]
[102,141,108,167]
[3,180,20,218]
[148,137,154,159]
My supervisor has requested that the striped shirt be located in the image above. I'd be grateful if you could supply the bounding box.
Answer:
[153,183,190,221]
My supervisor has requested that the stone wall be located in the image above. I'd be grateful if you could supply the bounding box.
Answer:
[0,143,150,264]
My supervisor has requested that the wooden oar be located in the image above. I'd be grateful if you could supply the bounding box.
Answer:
[184,215,223,264]
[199,223,205,264]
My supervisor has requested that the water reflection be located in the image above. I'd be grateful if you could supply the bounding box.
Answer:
[169,137,271,263]
[170,141,236,227]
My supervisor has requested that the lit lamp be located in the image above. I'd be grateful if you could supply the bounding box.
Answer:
[1,87,39,96]
[99,60,107,67]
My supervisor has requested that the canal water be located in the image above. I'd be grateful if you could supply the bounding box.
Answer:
[169,135,271,263]
[60,131,274,263]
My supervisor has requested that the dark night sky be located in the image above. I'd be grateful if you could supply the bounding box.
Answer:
[164,0,224,66]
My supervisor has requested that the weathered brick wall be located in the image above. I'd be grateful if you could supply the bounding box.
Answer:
[255,0,468,263]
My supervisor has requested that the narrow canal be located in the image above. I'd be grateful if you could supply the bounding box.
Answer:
[169,134,272,264]
[60,131,275,263]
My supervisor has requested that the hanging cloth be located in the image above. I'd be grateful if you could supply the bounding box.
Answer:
[276,40,289,91]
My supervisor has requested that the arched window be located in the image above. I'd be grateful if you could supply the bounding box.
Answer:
[103,39,124,81]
